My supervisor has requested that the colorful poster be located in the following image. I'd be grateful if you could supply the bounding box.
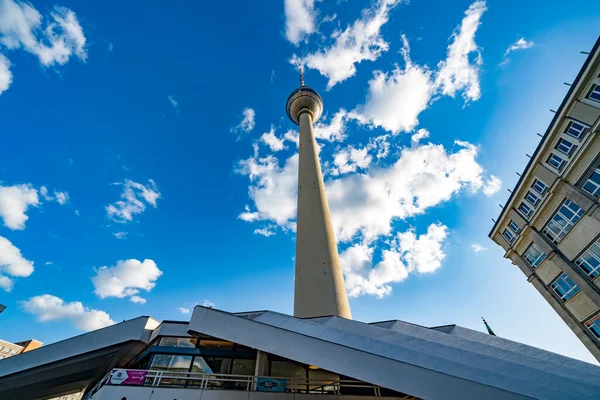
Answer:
[257,378,287,392]
[109,369,147,386]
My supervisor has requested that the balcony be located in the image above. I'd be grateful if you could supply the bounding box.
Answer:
[85,368,411,400]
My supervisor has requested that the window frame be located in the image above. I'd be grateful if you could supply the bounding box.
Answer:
[555,137,577,156]
[523,243,547,268]
[586,314,600,340]
[508,220,520,234]
[532,179,548,195]
[542,199,584,244]
[586,83,600,103]
[547,153,566,172]
[564,120,588,140]
[518,201,533,217]
[525,191,540,207]
[575,237,600,279]
[582,167,600,197]
[550,273,580,302]
[502,228,515,244]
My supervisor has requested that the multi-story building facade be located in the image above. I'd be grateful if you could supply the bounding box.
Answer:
[0,338,42,361]
[0,339,24,361]
[490,36,600,362]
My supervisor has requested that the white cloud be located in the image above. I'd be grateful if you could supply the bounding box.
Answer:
[261,126,286,152]
[434,0,486,102]
[471,243,487,252]
[239,205,260,222]
[44,261,52,265]
[0,53,11,95]
[314,110,349,142]
[39,186,49,199]
[106,179,160,223]
[91,259,163,303]
[202,299,215,308]
[233,108,256,133]
[40,186,69,204]
[483,175,502,196]
[296,0,401,89]
[331,144,372,176]
[54,191,69,205]
[284,0,317,45]
[355,36,433,134]
[411,128,430,144]
[501,37,534,65]
[238,139,496,244]
[504,37,534,56]
[113,231,128,240]
[236,153,298,229]
[340,223,447,297]
[0,184,39,230]
[178,306,190,314]
[21,294,114,331]
[254,226,276,237]
[355,1,486,134]
[129,295,146,304]
[284,129,299,147]
[0,235,34,291]
[326,140,489,243]
[168,95,178,111]
[0,1,86,66]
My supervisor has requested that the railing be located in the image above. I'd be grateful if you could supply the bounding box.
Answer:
[86,369,383,398]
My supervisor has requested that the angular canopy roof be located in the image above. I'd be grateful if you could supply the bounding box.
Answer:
[189,306,600,400]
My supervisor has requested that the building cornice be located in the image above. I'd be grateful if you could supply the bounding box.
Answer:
[490,36,600,238]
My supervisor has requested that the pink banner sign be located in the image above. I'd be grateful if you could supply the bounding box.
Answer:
[109,369,147,386]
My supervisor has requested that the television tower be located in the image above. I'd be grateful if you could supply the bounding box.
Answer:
[286,68,352,319]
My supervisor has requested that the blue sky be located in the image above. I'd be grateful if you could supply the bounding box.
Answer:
[0,0,599,364]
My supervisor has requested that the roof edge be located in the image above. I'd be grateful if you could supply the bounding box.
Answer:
[489,36,600,238]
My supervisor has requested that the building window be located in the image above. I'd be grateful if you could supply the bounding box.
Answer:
[587,83,600,103]
[547,153,566,171]
[149,354,193,371]
[582,168,600,197]
[525,191,540,207]
[9,349,17,355]
[564,121,588,140]
[502,228,515,244]
[518,202,533,217]
[509,220,520,234]
[555,138,577,156]
[586,314,600,340]
[158,336,198,348]
[550,273,580,302]
[575,237,600,279]
[523,243,547,268]
[198,339,235,351]
[543,199,584,244]
[532,179,548,195]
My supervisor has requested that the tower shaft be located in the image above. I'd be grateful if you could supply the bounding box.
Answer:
[294,112,352,319]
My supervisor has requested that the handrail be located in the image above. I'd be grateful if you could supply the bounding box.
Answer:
[86,368,385,397]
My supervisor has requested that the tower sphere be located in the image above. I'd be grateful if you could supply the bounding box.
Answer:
[286,86,323,125]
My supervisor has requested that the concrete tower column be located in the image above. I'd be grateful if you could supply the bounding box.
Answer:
[287,80,352,320]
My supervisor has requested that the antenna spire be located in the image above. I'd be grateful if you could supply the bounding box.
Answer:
[482,317,497,336]
[300,66,305,86]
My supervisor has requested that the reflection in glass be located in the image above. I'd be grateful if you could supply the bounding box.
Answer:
[199,339,234,350]
[159,336,198,348]
[149,354,193,387]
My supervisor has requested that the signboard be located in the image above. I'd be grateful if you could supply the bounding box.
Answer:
[109,369,147,386]
[257,378,287,392]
